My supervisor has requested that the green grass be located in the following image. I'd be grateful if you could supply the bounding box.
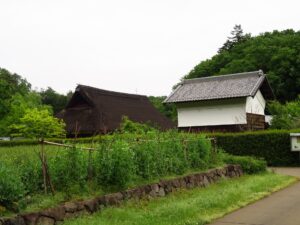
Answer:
[62,172,297,225]
[0,145,62,162]
[0,144,219,216]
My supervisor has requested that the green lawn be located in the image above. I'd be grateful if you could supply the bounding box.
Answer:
[62,172,296,225]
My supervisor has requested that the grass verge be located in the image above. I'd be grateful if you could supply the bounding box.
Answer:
[62,172,297,225]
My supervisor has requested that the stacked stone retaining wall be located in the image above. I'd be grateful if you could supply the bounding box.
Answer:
[0,164,243,225]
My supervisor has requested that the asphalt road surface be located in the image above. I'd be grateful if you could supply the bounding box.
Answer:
[209,167,300,225]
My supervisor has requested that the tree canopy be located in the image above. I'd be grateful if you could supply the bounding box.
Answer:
[268,97,300,129]
[39,87,72,114]
[148,96,177,122]
[9,108,66,139]
[0,68,31,119]
[184,27,300,102]
[0,68,69,137]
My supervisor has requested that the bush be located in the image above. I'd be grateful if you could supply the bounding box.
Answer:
[223,154,267,174]
[119,116,157,134]
[96,140,136,188]
[49,147,88,190]
[18,159,42,193]
[132,132,212,179]
[0,163,25,209]
[212,129,300,166]
[186,136,211,169]
[0,131,219,199]
[268,98,300,129]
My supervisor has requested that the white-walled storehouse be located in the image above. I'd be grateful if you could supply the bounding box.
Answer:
[164,71,274,132]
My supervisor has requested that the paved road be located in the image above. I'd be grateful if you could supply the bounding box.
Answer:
[209,168,300,225]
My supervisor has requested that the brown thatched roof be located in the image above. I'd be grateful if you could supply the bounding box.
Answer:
[57,85,174,136]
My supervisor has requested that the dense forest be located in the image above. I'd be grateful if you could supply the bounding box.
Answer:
[184,26,300,103]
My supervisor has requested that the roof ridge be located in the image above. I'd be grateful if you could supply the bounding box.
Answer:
[164,70,274,103]
[77,84,147,99]
[249,74,266,96]
[182,70,262,84]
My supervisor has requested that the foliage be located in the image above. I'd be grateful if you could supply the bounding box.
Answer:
[0,131,217,207]
[96,140,136,188]
[218,24,251,53]
[0,67,71,137]
[62,173,295,225]
[0,129,275,212]
[148,96,177,122]
[223,154,267,174]
[39,87,72,114]
[119,116,157,134]
[212,129,300,166]
[0,68,31,119]
[9,108,66,139]
[0,163,25,210]
[184,28,300,102]
[0,92,49,136]
[268,97,300,129]
[49,147,88,191]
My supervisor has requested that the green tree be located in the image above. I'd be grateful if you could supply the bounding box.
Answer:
[0,92,48,136]
[185,29,300,102]
[148,96,177,121]
[0,68,31,118]
[39,87,72,114]
[9,108,66,139]
[119,116,156,134]
[218,24,251,53]
[268,97,300,129]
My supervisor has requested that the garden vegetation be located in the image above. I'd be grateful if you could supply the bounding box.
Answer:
[0,129,220,214]
[0,126,268,215]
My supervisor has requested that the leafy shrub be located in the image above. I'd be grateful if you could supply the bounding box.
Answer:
[119,116,157,134]
[18,160,42,193]
[49,147,88,190]
[0,163,25,209]
[223,154,267,174]
[0,131,218,198]
[268,97,300,129]
[186,136,211,169]
[212,129,300,166]
[132,132,212,179]
[96,140,136,188]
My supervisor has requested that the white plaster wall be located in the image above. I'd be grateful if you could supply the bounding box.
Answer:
[246,90,266,115]
[177,99,247,127]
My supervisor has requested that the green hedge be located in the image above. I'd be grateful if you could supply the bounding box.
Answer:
[223,154,267,174]
[212,130,300,166]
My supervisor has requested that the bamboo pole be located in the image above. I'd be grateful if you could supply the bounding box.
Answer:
[40,138,47,194]
[43,140,95,151]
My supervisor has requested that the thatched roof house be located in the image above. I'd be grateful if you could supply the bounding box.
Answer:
[57,85,174,136]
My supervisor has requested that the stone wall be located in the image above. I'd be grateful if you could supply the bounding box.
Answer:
[0,165,243,225]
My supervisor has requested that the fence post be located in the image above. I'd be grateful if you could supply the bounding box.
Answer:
[39,138,55,195]
[211,137,217,163]
[40,138,47,194]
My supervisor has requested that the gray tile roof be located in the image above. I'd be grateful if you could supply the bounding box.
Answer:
[164,70,273,103]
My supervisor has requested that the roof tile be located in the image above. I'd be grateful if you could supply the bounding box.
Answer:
[164,71,271,103]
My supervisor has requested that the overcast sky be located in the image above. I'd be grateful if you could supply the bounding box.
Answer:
[1,0,299,96]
